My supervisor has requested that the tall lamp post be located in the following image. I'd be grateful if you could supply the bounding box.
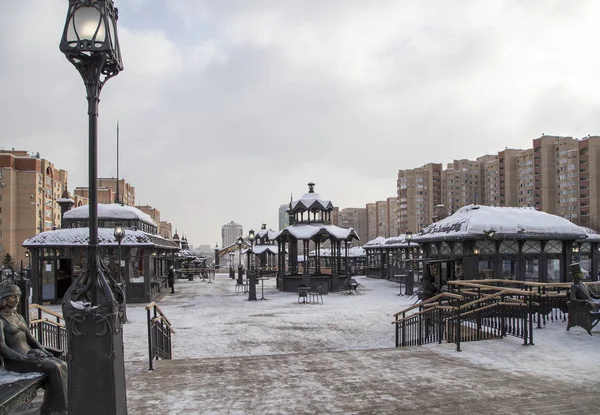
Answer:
[229,252,235,279]
[405,231,414,295]
[236,236,244,284]
[247,229,257,301]
[59,1,127,414]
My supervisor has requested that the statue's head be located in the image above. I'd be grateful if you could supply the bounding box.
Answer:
[569,263,585,281]
[0,284,21,308]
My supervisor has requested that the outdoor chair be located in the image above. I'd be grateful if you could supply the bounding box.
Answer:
[309,285,324,304]
[298,284,309,304]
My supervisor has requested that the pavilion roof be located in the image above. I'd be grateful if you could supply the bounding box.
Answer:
[63,203,157,227]
[363,234,419,248]
[414,205,588,242]
[274,223,359,242]
[252,245,279,255]
[23,228,179,249]
[309,246,365,257]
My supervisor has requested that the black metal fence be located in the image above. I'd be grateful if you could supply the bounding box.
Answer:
[393,280,582,350]
[146,301,174,370]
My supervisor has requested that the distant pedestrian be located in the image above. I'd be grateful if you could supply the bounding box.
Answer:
[168,265,175,294]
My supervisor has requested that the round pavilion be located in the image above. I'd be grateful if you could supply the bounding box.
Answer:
[274,183,359,292]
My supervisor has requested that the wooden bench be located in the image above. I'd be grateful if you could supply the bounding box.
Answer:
[0,369,45,414]
[566,299,600,335]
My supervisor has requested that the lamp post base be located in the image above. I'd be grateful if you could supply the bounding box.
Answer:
[62,255,127,415]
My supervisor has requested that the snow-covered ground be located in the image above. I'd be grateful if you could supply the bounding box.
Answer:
[39,273,599,387]
[116,273,600,387]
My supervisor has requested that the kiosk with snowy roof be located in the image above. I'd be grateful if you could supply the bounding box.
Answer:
[362,234,420,279]
[412,205,600,287]
[273,183,359,292]
[23,203,179,304]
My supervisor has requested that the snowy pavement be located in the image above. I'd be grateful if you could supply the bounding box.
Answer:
[119,273,599,414]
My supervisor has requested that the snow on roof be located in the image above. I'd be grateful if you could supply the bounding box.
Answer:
[56,198,74,204]
[63,204,157,227]
[252,245,279,255]
[363,234,419,248]
[291,191,333,212]
[256,228,278,241]
[274,224,359,241]
[23,228,178,248]
[415,205,587,241]
[309,246,365,257]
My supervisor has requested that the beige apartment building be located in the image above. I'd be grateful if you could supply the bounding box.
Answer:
[384,135,600,242]
[75,178,135,207]
[366,203,377,241]
[137,204,174,240]
[159,220,173,240]
[0,150,69,269]
[441,159,483,213]
[338,207,367,244]
[397,163,442,233]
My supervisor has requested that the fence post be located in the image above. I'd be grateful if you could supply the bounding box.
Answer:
[528,294,535,346]
[147,306,154,371]
[455,306,462,352]
[395,316,399,347]
[401,313,406,347]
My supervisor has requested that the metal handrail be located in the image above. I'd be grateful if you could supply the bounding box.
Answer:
[146,302,174,370]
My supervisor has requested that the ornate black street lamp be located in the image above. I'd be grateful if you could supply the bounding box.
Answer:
[59,1,126,414]
[236,236,244,283]
[405,231,414,295]
[247,229,257,301]
[229,252,235,279]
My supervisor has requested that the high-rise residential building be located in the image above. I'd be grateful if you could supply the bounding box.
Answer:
[442,159,482,213]
[517,148,535,207]
[74,178,135,207]
[278,204,289,231]
[375,200,388,237]
[579,136,600,229]
[387,197,399,237]
[338,207,367,244]
[397,163,442,233]
[222,221,243,248]
[366,203,377,241]
[0,150,69,267]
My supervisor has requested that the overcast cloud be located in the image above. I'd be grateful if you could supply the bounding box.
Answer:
[1,0,599,246]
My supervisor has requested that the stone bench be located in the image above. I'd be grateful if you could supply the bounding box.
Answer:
[566,299,600,335]
[0,369,45,415]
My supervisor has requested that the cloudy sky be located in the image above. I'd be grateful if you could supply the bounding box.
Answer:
[1,0,599,247]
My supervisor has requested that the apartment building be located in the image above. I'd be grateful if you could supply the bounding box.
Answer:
[442,159,483,213]
[278,204,289,231]
[75,178,135,207]
[579,136,600,229]
[159,220,173,240]
[222,221,243,248]
[397,163,442,233]
[0,150,68,268]
[136,205,160,226]
[387,197,399,237]
[366,203,377,241]
[375,200,388,237]
[338,207,367,243]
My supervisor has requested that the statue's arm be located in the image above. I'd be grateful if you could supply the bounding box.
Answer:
[0,320,27,362]
[21,316,51,355]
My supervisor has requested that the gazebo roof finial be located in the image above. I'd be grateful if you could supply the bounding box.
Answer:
[308,182,315,193]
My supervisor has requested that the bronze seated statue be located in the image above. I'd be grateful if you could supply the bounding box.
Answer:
[0,284,68,414]
[567,263,600,335]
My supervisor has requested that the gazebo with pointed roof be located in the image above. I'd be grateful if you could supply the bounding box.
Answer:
[274,182,359,292]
